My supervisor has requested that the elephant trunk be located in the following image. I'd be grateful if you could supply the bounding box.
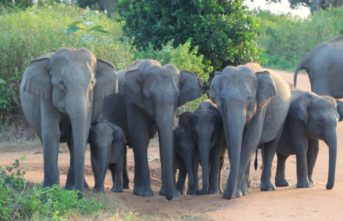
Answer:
[325,130,337,190]
[67,95,91,191]
[156,107,176,200]
[223,109,245,199]
[197,140,211,194]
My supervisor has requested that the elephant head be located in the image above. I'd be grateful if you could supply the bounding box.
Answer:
[209,66,276,198]
[20,48,117,191]
[120,59,201,200]
[289,91,339,189]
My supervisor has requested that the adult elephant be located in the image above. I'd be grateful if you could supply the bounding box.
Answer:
[209,63,291,200]
[102,59,202,200]
[294,36,343,98]
[20,48,117,192]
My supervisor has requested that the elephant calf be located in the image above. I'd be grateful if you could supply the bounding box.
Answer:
[89,119,126,193]
[173,112,197,195]
[276,90,341,189]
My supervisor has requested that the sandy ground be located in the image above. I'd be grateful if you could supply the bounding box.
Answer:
[1,70,343,221]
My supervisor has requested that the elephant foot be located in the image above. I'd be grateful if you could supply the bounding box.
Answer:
[187,187,197,195]
[296,180,313,188]
[242,186,249,196]
[196,188,208,195]
[159,186,180,199]
[260,182,276,191]
[275,178,289,187]
[123,183,130,189]
[309,178,315,187]
[133,185,154,197]
[111,186,123,193]
[222,189,242,200]
[64,178,89,190]
[92,187,105,193]
[208,188,222,194]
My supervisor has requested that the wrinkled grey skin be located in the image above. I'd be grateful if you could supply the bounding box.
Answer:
[89,119,126,193]
[20,48,117,192]
[102,59,201,200]
[173,112,197,195]
[294,36,343,99]
[189,100,226,195]
[276,90,341,190]
[209,64,291,199]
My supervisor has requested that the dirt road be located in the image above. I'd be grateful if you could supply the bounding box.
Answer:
[1,70,343,220]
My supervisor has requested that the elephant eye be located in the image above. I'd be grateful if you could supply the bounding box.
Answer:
[58,80,66,91]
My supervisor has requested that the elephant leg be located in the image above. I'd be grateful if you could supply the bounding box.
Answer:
[126,104,153,197]
[307,138,319,187]
[188,151,199,195]
[208,141,224,194]
[123,147,130,189]
[176,162,187,194]
[260,132,282,191]
[233,113,265,198]
[241,162,251,195]
[41,100,61,187]
[275,153,289,187]
[295,139,311,188]
[65,138,74,189]
[112,162,123,192]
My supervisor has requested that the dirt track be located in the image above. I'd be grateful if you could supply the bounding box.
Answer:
[1,70,343,220]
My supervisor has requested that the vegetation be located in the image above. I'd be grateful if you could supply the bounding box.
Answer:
[255,8,343,70]
[0,159,103,220]
[117,0,260,70]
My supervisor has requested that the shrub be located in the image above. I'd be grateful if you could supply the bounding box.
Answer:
[0,159,104,220]
[135,40,213,85]
[256,8,343,70]
[117,0,260,71]
[0,4,134,121]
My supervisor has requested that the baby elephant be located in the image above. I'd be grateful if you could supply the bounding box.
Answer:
[173,112,197,194]
[89,119,126,193]
[276,90,341,190]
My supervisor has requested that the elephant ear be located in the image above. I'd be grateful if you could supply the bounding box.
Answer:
[120,68,144,109]
[178,71,202,106]
[336,100,343,122]
[256,71,277,109]
[20,55,52,99]
[95,59,118,99]
[288,93,311,123]
[178,111,193,131]
[208,72,222,102]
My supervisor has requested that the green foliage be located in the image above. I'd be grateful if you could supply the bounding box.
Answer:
[117,0,260,71]
[0,4,134,121]
[255,8,343,70]
[135,40,213,84]
[0,159,103,221]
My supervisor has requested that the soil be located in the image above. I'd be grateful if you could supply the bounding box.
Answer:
[1,69,343,221]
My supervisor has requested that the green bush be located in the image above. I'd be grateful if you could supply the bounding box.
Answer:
[135,40,213,85]
[117,0,260,71]
[256,8,343,70]
[0,159,103,220]
[0,4,134,121]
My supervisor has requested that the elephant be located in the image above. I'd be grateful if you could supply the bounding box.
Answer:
[20,48,118,192]
[294,36,343,99]
[173,111,197,195]
[189,100,226,195]
[101,59,202,200]
[275,90,341,189]
[209,63,291,199]
[89,118,126,193]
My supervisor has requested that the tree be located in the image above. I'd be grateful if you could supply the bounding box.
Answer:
[265,0,343,14]
[117,0,259,70]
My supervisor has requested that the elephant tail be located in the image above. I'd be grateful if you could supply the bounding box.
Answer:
[294,42,327,87]
[294,58,310,87]
[254,148,258,171]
